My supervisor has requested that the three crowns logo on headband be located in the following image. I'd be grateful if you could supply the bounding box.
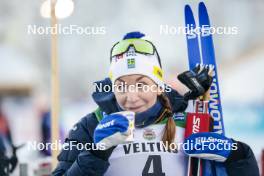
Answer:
[126,49,137,57]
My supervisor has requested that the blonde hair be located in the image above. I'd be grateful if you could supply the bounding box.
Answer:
[159,93,176,150]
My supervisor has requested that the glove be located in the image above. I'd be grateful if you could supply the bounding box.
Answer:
[178,65,213,100]
[94,111,133,150]
[183,132,236,162]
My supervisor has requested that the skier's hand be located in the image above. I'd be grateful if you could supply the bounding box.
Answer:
[183,132,237,162]
[94,111,134,150]
[178,65,213,100]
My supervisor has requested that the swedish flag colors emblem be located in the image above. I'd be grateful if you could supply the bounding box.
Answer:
[127,58,135,69]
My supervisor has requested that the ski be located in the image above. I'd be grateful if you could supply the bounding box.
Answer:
[185,4,201,69]
[184,2,227,176]
[184,4,204,176]
[198,2,227,176]
[198,2,225,135]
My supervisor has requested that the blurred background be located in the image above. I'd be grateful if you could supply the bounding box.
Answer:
[0,0,263,175]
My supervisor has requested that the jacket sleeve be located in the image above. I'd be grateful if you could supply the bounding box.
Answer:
[52,113,110,176]
[224,141,260,176]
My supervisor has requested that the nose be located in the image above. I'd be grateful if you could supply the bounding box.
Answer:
[126,91,140,103]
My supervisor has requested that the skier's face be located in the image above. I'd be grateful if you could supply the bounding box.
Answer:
[114,74,162,113]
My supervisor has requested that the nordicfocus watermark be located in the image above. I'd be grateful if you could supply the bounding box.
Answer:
[160,24,238,35]
[121,141,238,154]
[26,140,238,153]
[93,82,172,93]
[27,140,106,151]
[27,24,106,35]
[181,138,238,151]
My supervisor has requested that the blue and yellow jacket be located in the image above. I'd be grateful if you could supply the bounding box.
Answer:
[52,78,259,176]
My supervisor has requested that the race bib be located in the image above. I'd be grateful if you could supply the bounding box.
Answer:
[105,124,187,176]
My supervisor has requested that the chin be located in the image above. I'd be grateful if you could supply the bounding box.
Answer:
[132,107,148,113]
[124,106,145,113]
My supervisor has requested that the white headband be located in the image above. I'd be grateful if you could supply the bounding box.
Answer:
[109,47,164,88]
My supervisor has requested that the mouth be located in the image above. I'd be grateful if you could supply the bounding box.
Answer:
[125,105,144,112]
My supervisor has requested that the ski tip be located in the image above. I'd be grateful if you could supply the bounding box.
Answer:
[198,2,207,12]
[184,4,192,12]
[198,1,211,26]
[184,4,195,24]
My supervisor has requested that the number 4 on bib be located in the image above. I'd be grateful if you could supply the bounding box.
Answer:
[142,155,165,176]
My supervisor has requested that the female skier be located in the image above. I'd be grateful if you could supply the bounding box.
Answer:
[52,32,259,176]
